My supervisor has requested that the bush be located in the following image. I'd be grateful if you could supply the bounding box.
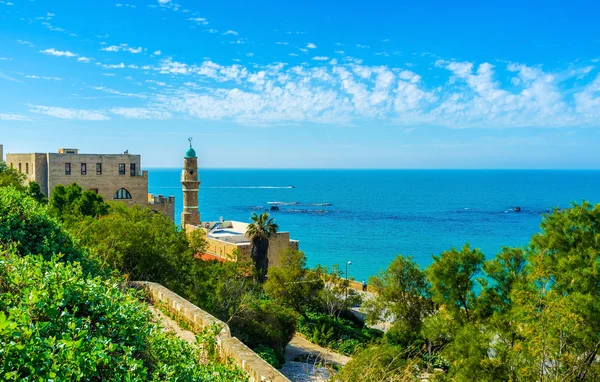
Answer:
[0,249,246,381]
[297,312,383,355]
[230,298,297,365]
[0,187,90,267]
[255,345,280,368]
[332,343,417,382]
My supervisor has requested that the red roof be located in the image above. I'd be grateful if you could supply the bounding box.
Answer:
[195,252,230,263]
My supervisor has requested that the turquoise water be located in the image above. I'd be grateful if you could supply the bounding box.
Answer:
[148,169,600,281]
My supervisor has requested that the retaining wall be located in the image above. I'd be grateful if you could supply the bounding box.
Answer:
[130,281,290,382]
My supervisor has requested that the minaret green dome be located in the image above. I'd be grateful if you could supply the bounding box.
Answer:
[185,147,196,158]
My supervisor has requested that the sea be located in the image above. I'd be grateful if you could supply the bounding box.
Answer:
[148,169,600,281]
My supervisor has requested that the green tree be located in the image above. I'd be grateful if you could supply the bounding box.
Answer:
[427,244,484,324]
[187,227,209,254]
[229,298,297,366]
[316,264,361,318]
[332,343,418,382]
[74,203,191,282]
[246,212,278,283]
[0,161,25,190]
[27,181,48,203]
[364,255,434,345]
[49,183,109,221]
[264,248,324,317]
[0,186,88,266]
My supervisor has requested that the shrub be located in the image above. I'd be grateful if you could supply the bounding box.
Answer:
[0,248,246,381]
[255,345,280,368]
[0,187,89,267]
[297,312,382,355]
[229,298,297,365]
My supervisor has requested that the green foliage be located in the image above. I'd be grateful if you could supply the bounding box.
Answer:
[187,227,209,254]
[74,205,297,363]
[254,345,280,368]
[246,212,278,283]
[316,264,362,317]
[427,243,484,323]
[0,249,246,381]
[264,248,324,316]
[26,181,48,204]
[332,343,418,382]
[0,162,25,190]
[0,187,88,267]
[74,203,192,281]
[229,297,297,365]
[343,203,600,380]
[364,255,433,345]
[297,312,382,356]
[49,183,109,222]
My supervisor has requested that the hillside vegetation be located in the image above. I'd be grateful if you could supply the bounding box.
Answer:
[0,185,247,381]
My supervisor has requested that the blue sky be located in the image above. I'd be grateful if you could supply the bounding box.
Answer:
[1,0,599,168]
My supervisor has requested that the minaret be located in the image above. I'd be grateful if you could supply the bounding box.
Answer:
[181,138,201,229]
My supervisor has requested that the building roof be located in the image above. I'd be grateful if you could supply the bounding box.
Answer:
[185,147,196,158]
[195,252,231,263]
[202,219,290,245]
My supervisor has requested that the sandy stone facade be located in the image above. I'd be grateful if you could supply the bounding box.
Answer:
[5,147,175,220]
[203,232,299,268]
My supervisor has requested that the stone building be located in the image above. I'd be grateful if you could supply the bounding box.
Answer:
[180,141,299,268]
[4,146,175,220]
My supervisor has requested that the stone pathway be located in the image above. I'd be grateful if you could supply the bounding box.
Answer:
[280,334,351,382]
[148,305,198,345]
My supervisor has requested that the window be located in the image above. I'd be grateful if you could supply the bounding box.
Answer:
[90,188,99,194]
[113,188,132,200]
[18,163,22,173]
[119,163,125,175]
[130,163,136,176]
[96,163,102,175]
[65,163,71,175]
[81,163,87,175]
[25,163,29,174]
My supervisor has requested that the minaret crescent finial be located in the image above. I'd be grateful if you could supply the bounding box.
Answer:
[188,137,193,148]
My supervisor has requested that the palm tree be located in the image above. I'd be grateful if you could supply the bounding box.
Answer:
[246,212,278,283]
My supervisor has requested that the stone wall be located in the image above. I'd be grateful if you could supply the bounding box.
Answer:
[46,153,147,207]
[206,237,248,261]
[148,194,175,221]
[205,233,298,267]
[130,281,290,382]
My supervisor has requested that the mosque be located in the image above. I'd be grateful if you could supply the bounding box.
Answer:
[180,140,299,268]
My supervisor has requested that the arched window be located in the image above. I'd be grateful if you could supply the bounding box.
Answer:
[114,188,132,200]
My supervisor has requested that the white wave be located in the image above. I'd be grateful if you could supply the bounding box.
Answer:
[268,201,300,205]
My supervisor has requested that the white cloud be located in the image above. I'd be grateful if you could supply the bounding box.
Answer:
[104,63,126,69]
[91,86,147,98]
[111,107,172,119]
[153,50,162,55]
[223,30,238,35]
[40,48,77,57]
[189,17,208,25]
[0,113,29,121]
[30,105,109,120]
[312,56,329,61]
[306,43,317,49]
[26,75,62,80]
[77,57,91,63]
[101,44,143,54]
